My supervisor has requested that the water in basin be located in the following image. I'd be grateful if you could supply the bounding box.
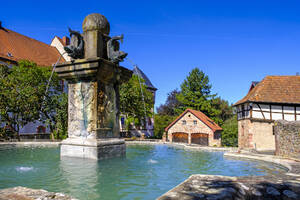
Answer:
[0,144,286,199]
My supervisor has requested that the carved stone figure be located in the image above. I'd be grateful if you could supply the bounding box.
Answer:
[64,28,84,59]
[107,35,128,64]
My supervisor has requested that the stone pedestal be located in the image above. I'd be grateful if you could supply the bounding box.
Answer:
[56,58,131,160]
[55,13,131,160]
[60,138,125,160]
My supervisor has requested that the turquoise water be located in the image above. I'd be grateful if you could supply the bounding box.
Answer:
[0,144,286,199]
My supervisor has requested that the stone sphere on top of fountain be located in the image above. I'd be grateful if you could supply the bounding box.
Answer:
[82,13,110,35]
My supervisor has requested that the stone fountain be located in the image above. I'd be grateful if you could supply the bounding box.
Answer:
[55,13,132,160]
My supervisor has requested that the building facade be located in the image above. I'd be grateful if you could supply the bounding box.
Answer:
[234,76,300,151]
[165,109,222,146]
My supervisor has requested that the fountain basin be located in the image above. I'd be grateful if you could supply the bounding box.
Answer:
[0,143,287,200]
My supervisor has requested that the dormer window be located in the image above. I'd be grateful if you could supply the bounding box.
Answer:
[182,120,186,125]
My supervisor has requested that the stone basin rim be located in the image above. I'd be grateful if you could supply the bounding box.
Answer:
[1,140,300,200]
[0,140,296,174]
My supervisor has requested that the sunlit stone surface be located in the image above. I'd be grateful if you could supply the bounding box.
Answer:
[55,13,131,160]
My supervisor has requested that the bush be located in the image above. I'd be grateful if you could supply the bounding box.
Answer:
[221,115,238,147]
[154,114,176,139]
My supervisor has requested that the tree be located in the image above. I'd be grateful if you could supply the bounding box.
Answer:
[211,97,233,126]
[154,114,176,139]
[221,115,238,147]
[176,68,220,119]
[157,89,181,116]
[0,60,67,140]
[0,61,50,139]
[119,74,153,129]
[175,67,234,125]
[51,93,68,140]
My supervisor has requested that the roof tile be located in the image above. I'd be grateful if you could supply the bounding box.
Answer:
[165,108,222,132]
[234,76,300,105]
[0,28,65,66]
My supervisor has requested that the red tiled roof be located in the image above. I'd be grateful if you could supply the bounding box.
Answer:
[234,76,300,106]
[165,108,223,132]
[0,28,65,66]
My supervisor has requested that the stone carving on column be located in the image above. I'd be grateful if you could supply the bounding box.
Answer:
[55,13,132,160]
[107,35,128,63]
[64,28,84,59]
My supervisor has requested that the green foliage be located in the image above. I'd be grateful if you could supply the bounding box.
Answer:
[157,89,181,116]
[0,61,51,138]
[47,93,68,140]
[175,67,233,125]
[176,68,217,116]
[120,75,153,128]
[0,60,67,140]
[154,114,176,139]
[211,97,233,126]
[221,115,238,147]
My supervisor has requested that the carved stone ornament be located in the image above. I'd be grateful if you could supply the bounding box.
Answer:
[64,28,84,59]
[107,34,128,64]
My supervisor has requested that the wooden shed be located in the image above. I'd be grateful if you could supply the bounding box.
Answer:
[165,109,222,146]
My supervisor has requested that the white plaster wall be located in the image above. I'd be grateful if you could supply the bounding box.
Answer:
[252,110,264,119]
[250,104,299,121]
[284,106,294,113]
[272,113,282,120]
[259,104,270,112]
[250,121,275,151]
[284,114,295,121]
[50,37,71,62]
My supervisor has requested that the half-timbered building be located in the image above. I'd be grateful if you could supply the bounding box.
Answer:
[234,76,300,151]
[165,109,222,146]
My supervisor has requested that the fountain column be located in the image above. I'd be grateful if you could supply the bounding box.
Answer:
[55,13,132,160]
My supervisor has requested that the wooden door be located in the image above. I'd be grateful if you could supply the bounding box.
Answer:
[172,132,188,143]
[191,133,208,146]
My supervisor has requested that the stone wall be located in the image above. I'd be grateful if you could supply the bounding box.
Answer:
[167,111,221,146]
[274,120,300,160]
[238,119,275,151]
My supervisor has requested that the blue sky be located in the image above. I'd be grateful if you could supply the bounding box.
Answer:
[2,0,300,109]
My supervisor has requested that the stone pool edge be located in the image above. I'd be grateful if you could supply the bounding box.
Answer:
[0,141,61,147]
[126,140,238,152]
[157,151,300,199]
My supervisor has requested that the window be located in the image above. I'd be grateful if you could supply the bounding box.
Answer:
[36,126,46,134]
[193,120,197,125]
[214,131,221,139]
[182,120,186,125]
[148,118,152,126]
[241,105,245,118]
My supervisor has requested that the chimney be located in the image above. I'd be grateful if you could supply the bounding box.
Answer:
[62,36,70,46]
[0,21,2,29]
